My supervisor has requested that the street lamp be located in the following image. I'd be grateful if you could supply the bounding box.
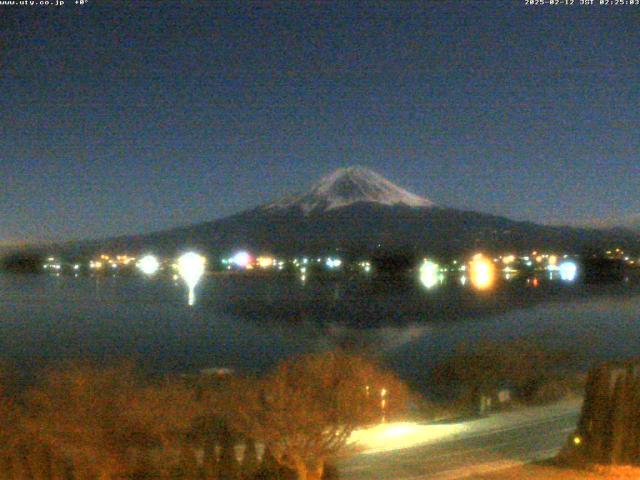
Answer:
[381,388,388,423]
[469,254,495,290]
[137,254,160,276]
[419,259,439,290]
[177,252,206,306]
[559,261,578,282]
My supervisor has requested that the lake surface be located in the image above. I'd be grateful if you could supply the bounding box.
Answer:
[1,272,639,391]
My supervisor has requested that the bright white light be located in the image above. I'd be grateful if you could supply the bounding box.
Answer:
[326,258,342,269]
[231,251,252,269]
[419,260,440,290]
[137,255,160,276]
[349,421,468,454]
[559,261,578,282]
[177,252,206,306]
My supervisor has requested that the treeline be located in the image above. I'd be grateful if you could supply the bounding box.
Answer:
[0,352,408,480]
[432,337,584,412]
[0,252,44,273]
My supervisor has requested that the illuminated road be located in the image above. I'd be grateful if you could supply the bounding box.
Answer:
[340,399,582,480]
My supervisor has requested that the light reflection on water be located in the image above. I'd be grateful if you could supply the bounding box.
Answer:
[0,273,639,390]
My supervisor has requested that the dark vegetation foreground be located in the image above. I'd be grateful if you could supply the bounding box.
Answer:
[0,352,407,480]
[0,339,586,480]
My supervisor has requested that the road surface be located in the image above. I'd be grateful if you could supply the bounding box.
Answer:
[340,398,582,480]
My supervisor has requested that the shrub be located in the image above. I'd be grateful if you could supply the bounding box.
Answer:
[531,379,571,405]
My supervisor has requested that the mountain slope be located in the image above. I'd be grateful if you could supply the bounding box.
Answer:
[43,166,640,258]
[616,214,640,232]
[582,213,640,232]
[61,203,640,260]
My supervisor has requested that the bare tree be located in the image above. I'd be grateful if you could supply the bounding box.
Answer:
[213,351,408,480]
[0,368,26,479]
[23,361,203,479]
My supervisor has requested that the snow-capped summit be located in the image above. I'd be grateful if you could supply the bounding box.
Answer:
[265,166,435,214]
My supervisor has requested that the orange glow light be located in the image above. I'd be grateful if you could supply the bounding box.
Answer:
[256,256,275,268]
[502,255,515,265]
[469,254,496,291]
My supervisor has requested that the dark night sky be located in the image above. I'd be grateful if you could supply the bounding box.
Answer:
[2,1,639,244]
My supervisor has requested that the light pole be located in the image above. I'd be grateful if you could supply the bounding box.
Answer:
[381,388,387,423]
[177,252,206,306]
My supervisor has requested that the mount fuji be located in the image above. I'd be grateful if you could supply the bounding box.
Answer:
[264,166,434,214]
[45,166,640,258]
